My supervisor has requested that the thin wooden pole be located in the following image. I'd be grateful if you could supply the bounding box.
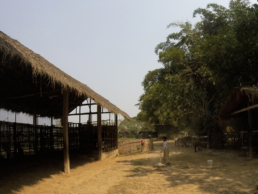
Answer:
[89,99,92,123]
[231,104,258,115]
[13,121,17,156]
[33,114,37,154]
[50,117,53,151]
[79,106,81,124]
[115,114,118,149]
[248,102,253,158]
[97,104,102,160]
[14,113,17,155]
[207,129,210,150]
[63,89,70,174]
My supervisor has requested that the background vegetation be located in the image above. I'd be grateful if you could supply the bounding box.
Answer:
[137,0,258,135]
[118,118,155,139]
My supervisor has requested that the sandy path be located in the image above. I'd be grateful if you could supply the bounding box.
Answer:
[1,140,258,194]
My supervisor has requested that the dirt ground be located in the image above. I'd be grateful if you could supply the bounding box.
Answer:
[1,140,258,194]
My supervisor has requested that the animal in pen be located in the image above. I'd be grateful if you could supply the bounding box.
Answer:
[175,137,192,147]
[193,138,202,152]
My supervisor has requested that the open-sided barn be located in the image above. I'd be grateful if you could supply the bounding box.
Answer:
[0,31,130,174]
[220,87,258,158]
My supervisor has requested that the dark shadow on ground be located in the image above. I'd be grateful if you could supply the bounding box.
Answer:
[0,151,95,194]
[116,144,258,194]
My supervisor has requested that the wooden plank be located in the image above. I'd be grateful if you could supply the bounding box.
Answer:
[80,103,97,106]
[97,104,102,160]
[63,89,70,174]
[68,112,112,116]
[231,104,258,115]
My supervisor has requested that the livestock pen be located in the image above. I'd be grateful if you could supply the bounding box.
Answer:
[0,31,130,174]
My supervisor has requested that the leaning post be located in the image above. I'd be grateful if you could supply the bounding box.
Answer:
[63,88,70,174]
[97,104,102,160]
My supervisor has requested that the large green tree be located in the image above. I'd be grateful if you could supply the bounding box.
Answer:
[138,0,258,134]
[118,118,154,137]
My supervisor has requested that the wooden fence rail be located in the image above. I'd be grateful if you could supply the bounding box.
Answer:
[118,139,153,155]
[0,121,117,158]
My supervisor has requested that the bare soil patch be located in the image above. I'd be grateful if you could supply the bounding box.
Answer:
[0,141,258,194]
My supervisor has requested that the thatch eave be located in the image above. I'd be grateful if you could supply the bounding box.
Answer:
[0,31,130,119]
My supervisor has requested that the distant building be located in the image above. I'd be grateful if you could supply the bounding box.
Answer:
[119,131,131,138]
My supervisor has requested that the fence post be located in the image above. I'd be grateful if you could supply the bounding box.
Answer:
[33,114,37,155]
[50,117,54,151]
[207,129,210,150]
[63,89,70,175]
[97,104,102,160]
[115,114,118,149]
[13,122,17,156]
[248,101,253,158]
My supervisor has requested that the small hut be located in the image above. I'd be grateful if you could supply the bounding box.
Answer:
[220,87,258,157]
[0,31,130,174]
[138,131,153,139]
[118,130,131,138]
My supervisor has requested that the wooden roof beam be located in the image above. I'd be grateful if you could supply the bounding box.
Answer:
[68,111,112,116]
[230,104,258,115]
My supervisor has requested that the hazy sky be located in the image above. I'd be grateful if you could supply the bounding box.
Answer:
[0,0,257,121]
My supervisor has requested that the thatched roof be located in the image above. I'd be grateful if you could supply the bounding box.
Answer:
[240,86,258,101]
[220,87,258,118]
[0,31,130,119]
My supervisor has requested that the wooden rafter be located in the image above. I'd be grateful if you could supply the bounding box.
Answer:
[230,104,258,115]
[68,112,112,116]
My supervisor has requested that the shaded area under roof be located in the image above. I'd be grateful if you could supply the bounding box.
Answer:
[220,87,258,119]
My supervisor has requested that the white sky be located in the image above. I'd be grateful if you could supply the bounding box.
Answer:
[0,0,257,123]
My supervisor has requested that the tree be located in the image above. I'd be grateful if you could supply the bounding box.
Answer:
[138,0,258,134]
[118,118,154,138]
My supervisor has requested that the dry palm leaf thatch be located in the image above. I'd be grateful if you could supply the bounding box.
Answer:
[0,31,130,119]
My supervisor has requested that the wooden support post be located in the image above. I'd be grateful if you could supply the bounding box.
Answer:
[115,114,118,149]
[13,122,17,156]
[50,117,54,151]
[33,114,37,154]
[207,129,210,150]
[63,89,70,174]
[248,102,253,158]
[97,104,102,160]
[79,106,81,124]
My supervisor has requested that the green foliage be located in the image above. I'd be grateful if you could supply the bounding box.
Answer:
[118,118,154,137]
[138,0,258,134]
